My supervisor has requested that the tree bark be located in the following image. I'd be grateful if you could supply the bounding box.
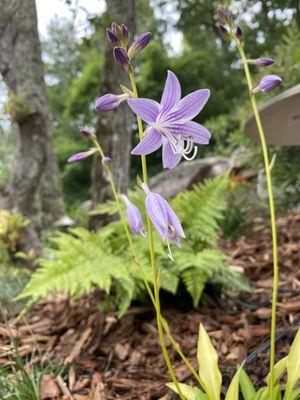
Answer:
[89,0,135,229]
[0,0,65,251]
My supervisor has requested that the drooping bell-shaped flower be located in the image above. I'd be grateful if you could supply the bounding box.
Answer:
[95,93,129,112]
[121,194,145,236]
[247,57,274,67]
[253,75,282,93]
[128,70,211,169]
[68,148,97,163]
[141,183,185,260]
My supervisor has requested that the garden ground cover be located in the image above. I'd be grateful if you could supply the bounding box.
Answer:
[0,213,299,400]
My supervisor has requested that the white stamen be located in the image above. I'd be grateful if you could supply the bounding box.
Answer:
[183,146,198,161]
[166,239,174,261]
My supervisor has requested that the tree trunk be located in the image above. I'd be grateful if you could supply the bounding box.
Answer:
[89,0,135,229]
[0,0,65,252]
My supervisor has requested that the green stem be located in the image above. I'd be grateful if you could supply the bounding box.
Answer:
[128,69,186,400]
[236,40,279,398]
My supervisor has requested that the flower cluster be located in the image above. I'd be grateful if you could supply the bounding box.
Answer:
[218,5,282,94]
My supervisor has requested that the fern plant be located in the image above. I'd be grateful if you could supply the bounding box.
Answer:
[19,174,249,315]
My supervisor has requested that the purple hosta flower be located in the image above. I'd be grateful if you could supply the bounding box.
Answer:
[247,57,274,67]
[253,75,282,93]
[121,194,145,236]
[128,70,211,169]
[113,47,130,70]
[95,93,129,112]
[128,32,151,59]
[101,156,111,167]
[79,126,93,138]
[68,148,97,163]
[141,183,185,260]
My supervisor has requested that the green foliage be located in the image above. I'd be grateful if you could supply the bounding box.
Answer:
[20,174,249,315]
[168,325,300,400]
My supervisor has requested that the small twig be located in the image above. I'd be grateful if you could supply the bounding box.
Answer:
[56,375,74,400]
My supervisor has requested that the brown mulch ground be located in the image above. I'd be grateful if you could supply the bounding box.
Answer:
[0,213,299,399]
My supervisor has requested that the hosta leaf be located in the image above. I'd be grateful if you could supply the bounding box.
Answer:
[239,367,256,400]
[267,356,287,388]
[167,382,207,400]
[225,366,242,400]
[197,324,222,400]
[289,388,300,400]
[285,329,300,399]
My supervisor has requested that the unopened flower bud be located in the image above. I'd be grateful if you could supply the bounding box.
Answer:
[68,148,97,163]
[219,24,230,36]
[101,156,111,167]
[106,28,119,47]
[121,24,130,46]
[128,32,151,59]
[247,57,274,67]
[217,5,229,22]
[236,26,243,40]
[113,47,130,70]
[79,126,93,138]
[95,93,129,112]
[121,194,145,236]
[253,75,282,93]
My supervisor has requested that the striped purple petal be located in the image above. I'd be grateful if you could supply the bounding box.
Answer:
[173,121,211,144]
[131,128,162,155]
[162,139,181,169]
[165,89,210,122]
[161,70,181,111]
[127,98,160,123]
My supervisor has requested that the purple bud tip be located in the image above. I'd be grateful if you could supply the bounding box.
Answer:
[254,75,282,93]
[113,47,130,70]
[95,93,129,112]
[247,57,274,67]
[121,24,130,44]
[68,148,97,163]
[218,5,229,22]
[106,28,119,46]
[101,156,111,167]
[219,24,230,36]
[128,32,151,58]
[236,26,243,40]
[79,126,93,138]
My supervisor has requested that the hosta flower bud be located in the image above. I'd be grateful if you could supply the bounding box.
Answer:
[95,93,129,112]
[113,47,130,70]
[128,32,151,59]
[236,26,243,40]
[121,194,145,236]
[121,24,130,46]
[79,126,93,138]
[106,28,119,47]
[101,156,111,167]
[219,24,230,36]
[253,75,282,93]
[68,148,97,163]
[217,5,229,22]
[247,57,274,67]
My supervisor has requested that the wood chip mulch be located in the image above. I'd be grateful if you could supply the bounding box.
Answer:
[0,213,299,399]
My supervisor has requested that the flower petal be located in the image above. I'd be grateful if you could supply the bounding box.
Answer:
[145,193,169,239]
[175,121,211,144]
[161,70,181,110]
[166,204,185,239]
[166,89,210,122]
[131,128,162,155]
[127,98,160,123]
[162,139,181,169]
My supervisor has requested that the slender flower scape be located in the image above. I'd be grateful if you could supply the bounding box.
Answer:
[68,148,97,163]
[121,194,145,236]
[141,183,185,260]
[253,75,282,93]
[128,70,211,169]
[95,93,129,112]
[247,57,274,67]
